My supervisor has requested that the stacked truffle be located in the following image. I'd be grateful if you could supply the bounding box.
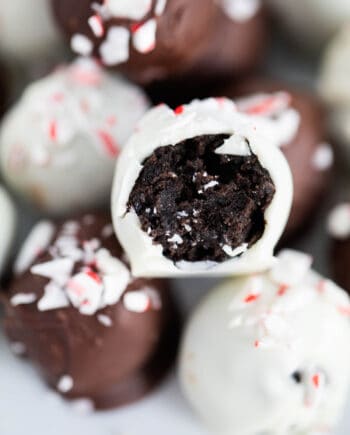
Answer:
[0,1,349,434]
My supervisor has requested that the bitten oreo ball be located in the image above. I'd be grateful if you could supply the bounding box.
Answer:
[0,58,150,215]
[0,186,16,277]
[112,98,293,277]
[180,250,350,435]
[2,213,179,410]
[227,80,334,238]
[51,0,216,84]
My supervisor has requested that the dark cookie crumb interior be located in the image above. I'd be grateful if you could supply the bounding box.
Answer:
[128,134,275,264]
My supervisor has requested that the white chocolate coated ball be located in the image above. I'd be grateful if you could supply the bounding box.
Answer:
[180,250,350,435]
[0,58,150,215]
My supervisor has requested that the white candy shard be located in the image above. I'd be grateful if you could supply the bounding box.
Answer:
[66,271,104,316]
[155,0,168,15]
[10,293,37,306]
[312,143,334,171]
[71,34,93,56]
[220,0,261,22]
[57,375,74,393]
[327,203,350,239]
[97,314,113,327]
[38,281,70,311]
[105,0,152,20]
[132,19,157,54]
[99,26,130,66]
[14,220,55,275]
[31,258,75,287]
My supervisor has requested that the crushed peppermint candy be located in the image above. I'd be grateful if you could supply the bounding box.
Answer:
[155,0,168,15]
[88,14,104,37]
[71,34,93,56]
[99,26,130,66]
[11,293,37,306]
[57,375,74,393]
[229,249,350,352]
[81,0,168,66]
[38,282,70,311]
[236,92,300,148]
[97,314,113,327]
[312,143,334,171]
[124,288,161,313]
[220,0,261,22]
[5,57,149,176]
[10,218,164,319]
[105,0,152,20]
[14,220,55,275]
[132,19,157,54]
[237,91,291,116]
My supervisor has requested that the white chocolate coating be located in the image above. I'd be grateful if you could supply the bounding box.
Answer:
[179,250,350,435]
[266,0,350,50]
[0,0,62,62]
[112,98,293,277]
[0,186,15,276]
[319,26,350,165]
[0,58,150,215]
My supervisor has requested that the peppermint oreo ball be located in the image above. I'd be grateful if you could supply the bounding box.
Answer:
[0,186,15,276]
[2,213,179,410]
[0,58,150,215]
[180,250,350,435]
[112,98,293,277]
[226,80,334,239]
[0,0,62,62]
[51,0,216,84]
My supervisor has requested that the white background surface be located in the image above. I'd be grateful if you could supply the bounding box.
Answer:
[1,31,350,435]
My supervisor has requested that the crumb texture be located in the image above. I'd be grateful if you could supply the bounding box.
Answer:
[128,134,275,263]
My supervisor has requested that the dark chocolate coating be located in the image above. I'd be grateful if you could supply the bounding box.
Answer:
[223,78,333,240]
[2,214,179,409]
[128,134,275,264]
[51,0,216,84]
[187,6,268,81]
